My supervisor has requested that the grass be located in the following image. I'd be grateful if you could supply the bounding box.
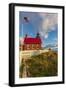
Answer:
[19,50,58,78]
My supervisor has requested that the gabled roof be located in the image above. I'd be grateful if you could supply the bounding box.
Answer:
[24,37,41,44]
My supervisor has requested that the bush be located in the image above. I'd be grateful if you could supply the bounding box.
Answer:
[20,50,58,77]
[26,51,58,77]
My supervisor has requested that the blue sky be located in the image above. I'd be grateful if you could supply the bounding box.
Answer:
[19,12,58,48]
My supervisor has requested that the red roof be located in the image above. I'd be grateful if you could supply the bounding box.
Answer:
[24,37,41,44]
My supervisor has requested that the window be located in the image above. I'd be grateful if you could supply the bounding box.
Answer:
[26,44,30,50]
[32,44,35,50]
[36,44,40,49]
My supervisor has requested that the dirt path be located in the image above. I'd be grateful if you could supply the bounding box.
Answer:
[22,59,27,78]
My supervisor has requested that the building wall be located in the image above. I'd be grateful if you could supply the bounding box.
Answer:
[23,44,41,50]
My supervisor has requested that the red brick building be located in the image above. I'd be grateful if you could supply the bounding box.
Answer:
[20,33,42,50]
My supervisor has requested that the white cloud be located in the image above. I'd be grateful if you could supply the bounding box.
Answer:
[39,13,58,39]
[44,33,48,39]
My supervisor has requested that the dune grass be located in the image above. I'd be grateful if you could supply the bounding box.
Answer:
[20,50,58,78]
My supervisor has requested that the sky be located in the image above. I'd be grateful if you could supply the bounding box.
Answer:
[19,11,58,48]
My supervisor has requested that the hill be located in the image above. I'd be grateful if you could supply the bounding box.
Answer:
[19,50,58,78]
